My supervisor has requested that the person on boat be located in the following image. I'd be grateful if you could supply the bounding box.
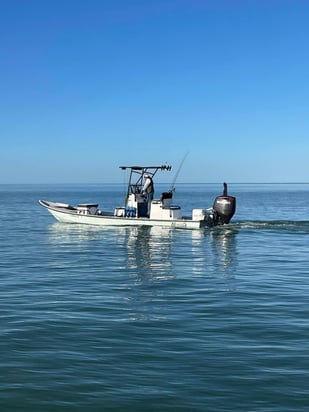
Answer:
[142,173,154,214]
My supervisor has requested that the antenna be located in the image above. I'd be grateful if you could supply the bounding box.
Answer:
[169,151,189,192]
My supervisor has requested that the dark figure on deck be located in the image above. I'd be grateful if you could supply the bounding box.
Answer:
[142,174,154,215]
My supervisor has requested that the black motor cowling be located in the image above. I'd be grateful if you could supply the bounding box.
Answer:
[213,183,236,225]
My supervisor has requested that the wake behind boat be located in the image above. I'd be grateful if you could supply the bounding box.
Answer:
[39,165,236,229]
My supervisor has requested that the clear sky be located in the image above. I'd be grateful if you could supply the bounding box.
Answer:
[1,0,308,183]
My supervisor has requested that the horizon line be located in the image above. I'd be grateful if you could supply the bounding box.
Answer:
[1,182,309,185]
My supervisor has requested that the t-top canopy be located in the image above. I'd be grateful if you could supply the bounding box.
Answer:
[119,165,172,171]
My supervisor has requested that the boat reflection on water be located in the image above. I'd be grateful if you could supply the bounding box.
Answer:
[125,226,175,283]
[45,223,239,321]
[47,222,105,244]
[47,223,238,282]
[46,224,175,283]
[191,226,239,281]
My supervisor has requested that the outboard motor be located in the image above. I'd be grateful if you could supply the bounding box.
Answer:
[213,183,236,225]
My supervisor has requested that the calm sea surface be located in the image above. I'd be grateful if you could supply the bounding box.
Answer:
[1,183,309,411]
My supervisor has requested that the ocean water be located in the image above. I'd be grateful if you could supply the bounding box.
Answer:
[1,183,309,412]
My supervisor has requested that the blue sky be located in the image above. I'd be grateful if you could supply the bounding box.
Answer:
[1,0,308,183]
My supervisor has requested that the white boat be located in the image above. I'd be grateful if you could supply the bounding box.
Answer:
[39,165,236,229]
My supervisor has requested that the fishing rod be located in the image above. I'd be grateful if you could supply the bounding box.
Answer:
[169,151,189,192]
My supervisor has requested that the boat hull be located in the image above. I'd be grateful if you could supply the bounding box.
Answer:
[39,200,210,229]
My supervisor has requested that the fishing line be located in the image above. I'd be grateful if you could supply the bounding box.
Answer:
[169,150,190,192]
